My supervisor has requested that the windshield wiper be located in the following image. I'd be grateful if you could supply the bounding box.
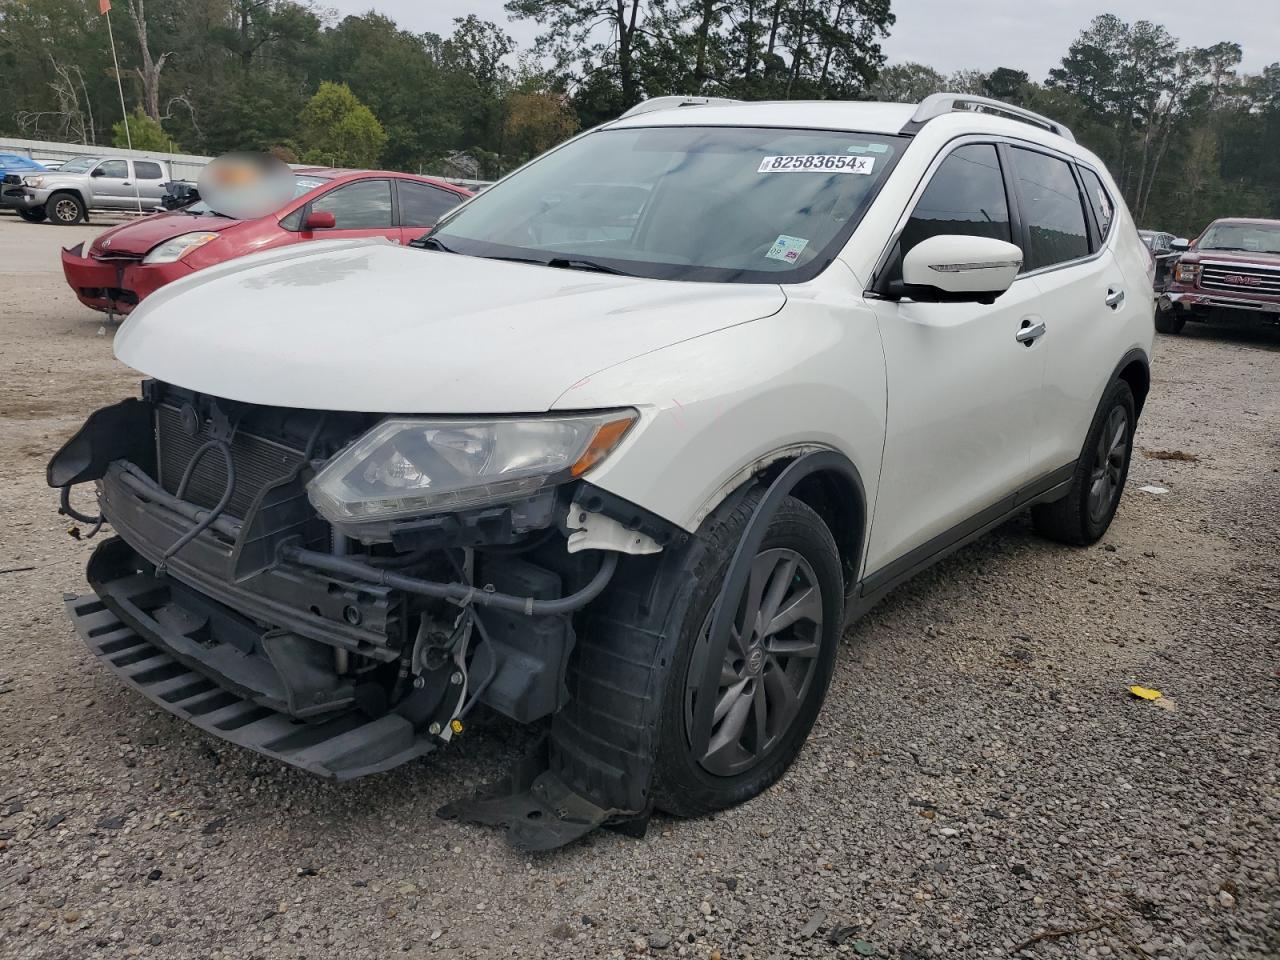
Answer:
[412,235,456,252]
[547,257,632,276]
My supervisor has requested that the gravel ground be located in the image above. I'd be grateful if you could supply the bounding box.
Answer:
[0,214,1277,960]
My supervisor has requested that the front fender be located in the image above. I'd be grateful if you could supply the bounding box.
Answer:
[553,297,887,537]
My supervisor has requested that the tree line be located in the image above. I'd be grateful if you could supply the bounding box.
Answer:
[0,2,1276,234]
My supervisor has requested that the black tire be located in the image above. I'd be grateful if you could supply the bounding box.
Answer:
[1154,310,1185,334]
[651,489,844,817]
[47,192,85,225]
[17,205,46,223]
[1032,379,1136,546]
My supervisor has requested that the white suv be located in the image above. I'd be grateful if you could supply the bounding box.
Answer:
[51,93,1153,850]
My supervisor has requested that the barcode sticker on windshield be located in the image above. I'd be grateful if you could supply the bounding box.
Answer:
[758,155,875,174]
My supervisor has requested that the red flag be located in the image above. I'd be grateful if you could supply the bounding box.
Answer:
[100,0,111,14]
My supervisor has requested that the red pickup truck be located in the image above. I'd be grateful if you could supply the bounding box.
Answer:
[1157,218,1280,334]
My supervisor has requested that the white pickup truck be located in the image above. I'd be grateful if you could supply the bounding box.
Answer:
[0,154,172,224]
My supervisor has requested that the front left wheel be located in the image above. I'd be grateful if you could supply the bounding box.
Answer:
[48,192,85,225]
[652,490,844,817]
[17,205,46,223]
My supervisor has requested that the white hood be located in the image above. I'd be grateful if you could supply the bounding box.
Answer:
[114,239,786,413]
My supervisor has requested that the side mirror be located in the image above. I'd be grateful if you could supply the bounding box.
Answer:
[304,210,336,230]
[90,167,106,177]
[1170,237,1190,251]
[894,235,1023,304]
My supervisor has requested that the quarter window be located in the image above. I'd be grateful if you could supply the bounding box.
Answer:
[134,161,163,180]
[310,179,393,229]
[398,181,464,227]
[1009,148,1090,270]
[1078,167,1114,239]
[892,143,1011,279]
[95,160,128,179]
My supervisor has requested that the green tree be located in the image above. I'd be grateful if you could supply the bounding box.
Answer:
[111,106,177,151]
[296,81,387,167]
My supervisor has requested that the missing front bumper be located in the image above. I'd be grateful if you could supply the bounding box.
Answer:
[66,562,434,780]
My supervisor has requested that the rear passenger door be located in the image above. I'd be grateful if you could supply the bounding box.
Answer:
[1007,146,1135,477]
[131,160,168,203]
[396,180,466,243]
[301,178,400,244]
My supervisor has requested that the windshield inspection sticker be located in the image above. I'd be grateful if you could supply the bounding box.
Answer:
[766,235,809,263]
[758,154,875,174]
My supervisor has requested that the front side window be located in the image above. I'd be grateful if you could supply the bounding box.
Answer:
[310,179,393,229]
[1078,167,1114,239]
[893,144,1011,277]
[430,126,905,282]
[398,181,465,227]
[134,161,163,180]
[96,159,128,179]
[1009,148,1090,270]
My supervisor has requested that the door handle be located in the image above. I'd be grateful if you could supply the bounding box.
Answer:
[1105,287,1125,309]
[1016,318,1046,345]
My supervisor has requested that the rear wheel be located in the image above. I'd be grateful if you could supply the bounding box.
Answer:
[17,205,46,223]
[48,192,85,225]
[1032,379,1136,545]
[653,491,843,817]
[1154,310,1185,334]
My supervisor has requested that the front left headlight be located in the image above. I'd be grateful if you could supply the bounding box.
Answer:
[22,175,44,188]
[307,411,638,524]
[143,231,219,264]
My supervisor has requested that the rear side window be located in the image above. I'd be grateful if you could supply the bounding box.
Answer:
[96,160,128,179]
[1078,167,1114,239]
[1009,148,1090,270]
[892,143,1011,278]
[398,181,464,227]
[134,161,163,180]
[310,179,392,229]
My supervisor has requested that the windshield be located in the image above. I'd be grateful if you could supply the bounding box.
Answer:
[59,157,97,174]
[184,175,329,218]
[429,125,905,283]
[1198,221,1280,255]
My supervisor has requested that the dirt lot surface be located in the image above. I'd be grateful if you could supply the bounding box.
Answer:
[0,213,1277,960]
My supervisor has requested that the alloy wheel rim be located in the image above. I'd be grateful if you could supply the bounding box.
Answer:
[685,547,824,777]
[54,199,78,222]
[1088,405,1129,523]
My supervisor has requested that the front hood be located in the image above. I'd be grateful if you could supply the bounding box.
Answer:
[1182,249,1280,267]
[115,239,785,413]
[91,211,241,257]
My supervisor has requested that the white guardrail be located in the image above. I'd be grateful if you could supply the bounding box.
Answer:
[0,136,490,189]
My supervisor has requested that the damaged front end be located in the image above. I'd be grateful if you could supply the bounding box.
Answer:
[51,382,676,847]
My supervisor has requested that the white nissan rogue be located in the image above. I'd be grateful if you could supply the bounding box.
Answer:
[51,93,1154,850]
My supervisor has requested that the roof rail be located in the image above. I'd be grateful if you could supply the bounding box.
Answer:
[618,95,742,119]
[901,93,1075,142]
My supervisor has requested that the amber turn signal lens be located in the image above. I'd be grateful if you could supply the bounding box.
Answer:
[570,415,636,477]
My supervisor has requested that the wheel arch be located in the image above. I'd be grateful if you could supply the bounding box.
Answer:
[758,455,866,590]
[47,188,87,218]
[1112,347,1151,417]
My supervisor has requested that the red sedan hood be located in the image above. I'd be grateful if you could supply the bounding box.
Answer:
[89,211,242,257]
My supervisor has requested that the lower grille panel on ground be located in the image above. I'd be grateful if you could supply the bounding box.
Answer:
[66,593,433,779]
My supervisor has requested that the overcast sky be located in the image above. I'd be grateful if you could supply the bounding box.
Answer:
[325,0,1280,78]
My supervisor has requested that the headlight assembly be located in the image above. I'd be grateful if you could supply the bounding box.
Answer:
[143,231,219,264]
[23,175,44,188]
[307,411,637,524]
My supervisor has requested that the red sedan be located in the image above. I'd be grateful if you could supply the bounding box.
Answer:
[61,168,471,316]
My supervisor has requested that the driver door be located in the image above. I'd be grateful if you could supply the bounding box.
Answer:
[864,141,1045,579]
[90,159,134,209]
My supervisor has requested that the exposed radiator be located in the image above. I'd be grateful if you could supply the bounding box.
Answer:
[154,404,305,519]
